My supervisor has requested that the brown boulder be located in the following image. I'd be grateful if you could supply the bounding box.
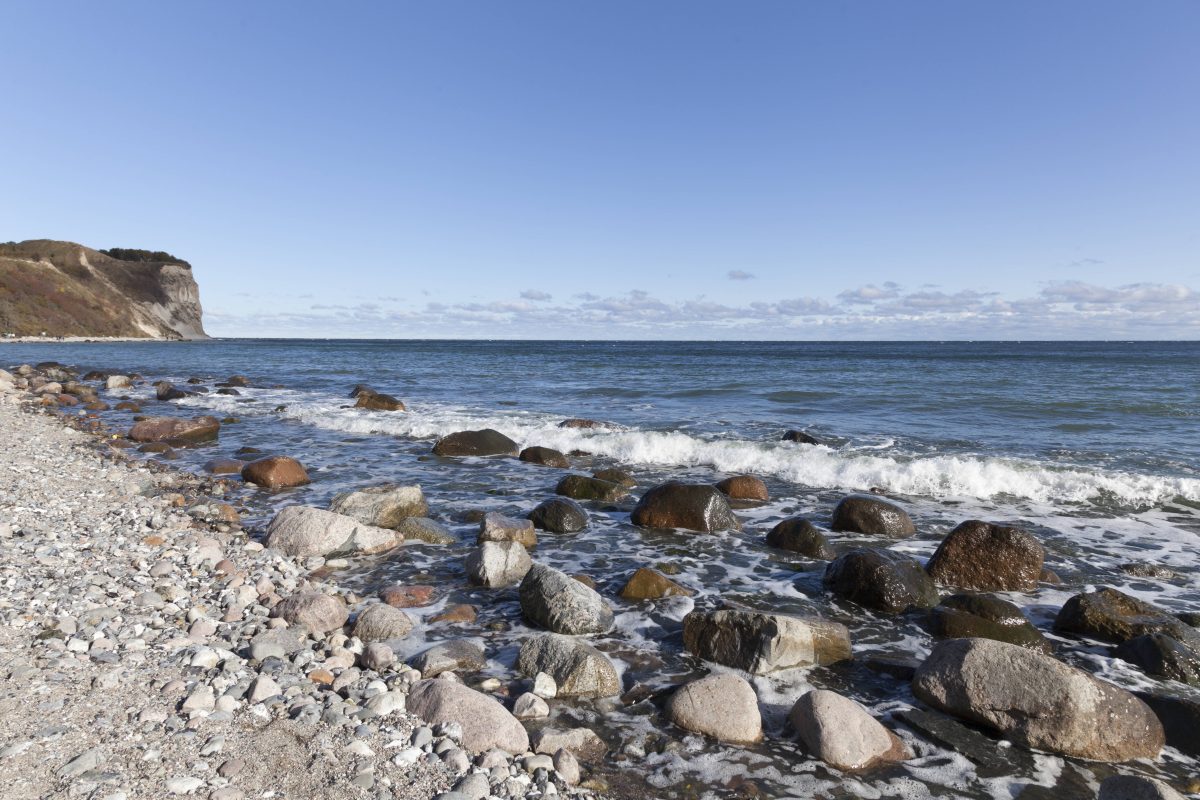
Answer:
[1054,587,1200,649]
[559,418,610,429]
[619,567,693,600]
[925,520,1045,591]
[831,495,915,538]
[631,482,740,532]
[204,458,245,475]
[432,429,519,457]
[128,416,221,444]
[765,517,835,559]
[715,475,769,502]
[519,446,570,468]
[355,392,405,411]
[380,585,437,608]
[242,456,311,489]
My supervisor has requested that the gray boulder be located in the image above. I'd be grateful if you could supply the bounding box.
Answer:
[409,639,486,678]
[519,564,614,635]
[266,505,400,558]
[516,633,620,698]
[789,690,909,771]
[478,511,537,548]
[273,592,348,634]
[407,679,529,754]
[682,608,851,674]
[352,604,415,642]
[465,541,532,588]
[666,673,762,743]
[824,547,939,613]
[328,484,428,529]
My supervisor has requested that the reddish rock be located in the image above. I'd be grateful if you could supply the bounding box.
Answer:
[715,475,769,502]
[620,567,693,600]
[204,458,245,475]
[355,392,405,411]
[519,446,570,468]
[926,520,1045,592]
[380,585,437,608]
[57,394,79,406]
[115,401,141,412]
[128,416,221,444]
[430,604,478,624]
[242,456,310,489]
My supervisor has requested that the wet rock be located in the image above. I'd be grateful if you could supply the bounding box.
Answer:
[516,633,621,698]
[592,468,635,487]
[1135,692,1200,757]
[465,541,532,588]
[355,392,405,411]
[266,505,400,558]
[824,547,939,613]
[790,690,909,771]
[863,653,922,681]
[328,484,428,528]
[782,429,819,445]
[407,679,529,755]
[241,456,310,489]
[830,495,915,538]
[618,567,693,600]
[519,563,614,635]
[1053,587,1200,649]
[912,637,1164,761]
[395,517,456,544]
[105,375,131,390]
[528,498,589,533]
[630,481,740,532]
[114,401,141,412]
[928,594,1051,652]
[715,475,769,502]
[155,382,192,401]
[666,673,762,744]
[128,416,220,444]
[410,639,486,677]
[925,520,1045,592]
[431,604,478,625]
[765,517,835,559]
[380,585,437,608]
[559,418,609,429]
[1115,633,1200,685]
[519,446,569,468]
[682,608,852,674]
[897,709,1016,771]
[1119,562,1181,581]
[273,592,348,634]
[353,603,416,642]
[554,475,628,503]
[478,512,537,548]
[1099,775,1187,800]
[203,458,244,475]
[432,429,520,457]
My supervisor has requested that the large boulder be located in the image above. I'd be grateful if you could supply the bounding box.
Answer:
[830,495,915,538]
[105,375,131,390]
[715,475,769,502]
[128,416,220,444]
[328,484,428,528]
[765,517,835,559]
[519,564,614,635]
[273,592,348,634]
[355,392,405,411]
[928,594,1051,653]
[267,505,400,558]
[824,547,939,614]
[666,673,762,744]
[406,679,529,755]
[409,639,486,678]
[528,498,589,533]
[554,475,629,503]
[241,456,310,489]
[682,608,851,674]
[782,429,819,445]
[478,511,537,548]
[1098,776,1187,800]
[1054,588,1200,650]
[516,633,620,698]
[619,567,693,600]
[353,603,416,642]
[789,690,909,771]
[155,381,192,401]
[925,521,1045,591]
[465,541,532,588]
[1115,634,1200,685]
[432,429,519,457]
[520,446,570,468]
[630,482,740,532]
[912,638,1164,761]
[1135,692,1200,757]
[395,517,456,545]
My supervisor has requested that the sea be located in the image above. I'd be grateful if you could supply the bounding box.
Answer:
[6,339,1199,798]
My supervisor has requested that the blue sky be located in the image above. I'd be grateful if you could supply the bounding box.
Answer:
[2,1,1197,339]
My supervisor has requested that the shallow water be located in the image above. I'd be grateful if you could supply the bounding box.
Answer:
[7,339,1200,798]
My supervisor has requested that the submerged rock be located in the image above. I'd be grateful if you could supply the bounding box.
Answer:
[432,429,519,457]
[1098,776,1187,800]
[715,475,769,502]
[328,484,428,528]
[682,608,852,674]
[782,429,820,445]
[824,547,939,614]
[465,541,531,588]
[765,517,835,559]
[925,520,1045,592]
[354,392,405,411]
[406,679,529,755]
[928,594,1051,653]
[241,456,310,489]
[790,690,909,771]
[395,516,456,544]
[520,564,614,635]
[912,637,1164,761]
[554,475,629,503]
[1054,587,1200,649]
[267,505,400,558]
[1115,633,1200,685]
[128,416,220,444]
[830,495,915,538]
[619,567,693,600]
[528,498,589,533]
[516,633,620,698]
[559,418,609,429]
[519,446,570,468]
[630,482,740,532]
[666,673,762,744]
[592,468,635,487]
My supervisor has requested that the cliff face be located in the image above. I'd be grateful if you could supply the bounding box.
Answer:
[0,240,207,339]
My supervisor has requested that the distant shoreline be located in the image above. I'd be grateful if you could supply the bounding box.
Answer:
[0,336,179,344]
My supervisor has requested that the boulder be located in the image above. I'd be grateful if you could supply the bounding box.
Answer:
[379,585,437,608]
[328,484,428,528]
[912,638,1164,761]
[520,446,570,468]
[267,505,400,558]
[619,567,693,600]
[559,418,609,429]
[478,512,537,548]
[1135,692,1200,757]
[348,384,374,397]
[432,429,519,457]
[406,679,529,755]
[115,401,141,412]
[516,633,621,698]
[790,690,910,771]
[395,517,456,544]
[1115,634,1200,685]
[530,728,607,760]
[925,520,1045,591]
[666,673,762,744]
[241,456,310,489]
[682,608,851,674]
[554,475,628,503]
[409,639,486,678]
[155,382,192,401]
[273,592,348,634]
[765,517,835,559]
[782,429,819,444]
[512,692,550,720]
[824,547,939,613]
[519,564,613,635]
[105,375,131,390]
[715,475,769,502]
[355,392,405,411]
[203,458,244,475]
[1098,776,1187,800]
[630,482,740,532]
[465,541,531,588]
[353,604,416,642]
[1053,588,1200,649]
[592,468,635,487]
[128,416,220,444]
[528,498,589,533]
[830,495,915,538]
[928,594,1051,653]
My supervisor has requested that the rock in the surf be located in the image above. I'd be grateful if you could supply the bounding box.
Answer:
[516,633,621,698]
[395,516,456,544]
[465,541,531,588]
[520,564,614,635]
[128,416,220,444]
[354,391,405,411]
[830,495,915,538]
[592,467,635,486]
[528,497,589,533]
[1098,776,1187,800]
[559,418,609,429]
[406,679,529,755]
[554,474,629,503]
[155,381,192,401]
[329,484,428,527]
[1135,692,1200,757]
[105,375,131,390]
[1115,634,1200,685]
[273,592,348,634]
[824,547,939,613]
[666,673,762,744]
[782,429,820,445]
[431,429,519,457]
[630,481,740,532]
[912,637,1164,761]
[925,520,1045,591]
[519,446,570,468]
[203,457,244,475]
[765,517,835,559]
[266,505,400,558]
[682,608,851,674]
[409,639,486,678]
[789,689,910,771]
[352,603,416,642]
[241,456,310,489]
[715,475,769,502]
[619,567,693,600]
[1054,587,1200,649]
[927,594,1051,652]
[477,511,538,548]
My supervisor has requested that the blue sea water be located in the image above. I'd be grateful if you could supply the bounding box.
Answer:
[5,339,1200,798]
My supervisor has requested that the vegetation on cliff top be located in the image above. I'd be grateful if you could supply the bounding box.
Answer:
[99,248,192,268]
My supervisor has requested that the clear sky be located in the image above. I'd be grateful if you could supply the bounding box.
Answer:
[2,1,1197,339]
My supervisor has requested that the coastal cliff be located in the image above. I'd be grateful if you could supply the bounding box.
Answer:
[0,240,207,339]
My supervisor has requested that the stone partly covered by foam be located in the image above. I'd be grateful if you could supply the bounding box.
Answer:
[328,484,427,529]
[682,608,851,674]
[266,505,400,558]
[431,429,520,457]
[830,495,915,538]
[631,481,741,532]
[465,541,532,588]
[516,633,620,698]
[790,690,910,771]
[927,594,1051,653]
[519,564,614,635]
[925,520,1045,591]
[824,547,940,614]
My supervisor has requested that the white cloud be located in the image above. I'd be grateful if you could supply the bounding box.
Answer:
[727,270,756,281]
